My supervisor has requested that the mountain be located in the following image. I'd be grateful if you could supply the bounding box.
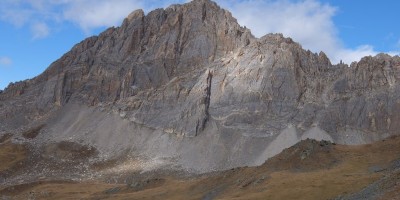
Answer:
[1,0,400,185]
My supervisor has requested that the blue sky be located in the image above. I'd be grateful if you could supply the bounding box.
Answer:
[0,0,399,90]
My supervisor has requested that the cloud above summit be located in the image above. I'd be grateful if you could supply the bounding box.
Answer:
[62,0,144,33]
[0,0,398,63]
[216,0,399,64]
[218,0,340,60]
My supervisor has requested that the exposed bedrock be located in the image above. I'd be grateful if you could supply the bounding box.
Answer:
[1,0,400,173]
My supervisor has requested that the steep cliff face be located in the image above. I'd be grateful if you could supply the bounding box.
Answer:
[1,0,400,174]
[320,54,400,143]
[0,0,253,131]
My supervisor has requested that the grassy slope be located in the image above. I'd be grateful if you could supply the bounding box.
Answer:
[1,136,399,200]
[0,137,26,172]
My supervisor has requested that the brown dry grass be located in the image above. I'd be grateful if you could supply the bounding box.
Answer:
[0,142,27,172]
[0,133,12,144]
[1,136,400,199]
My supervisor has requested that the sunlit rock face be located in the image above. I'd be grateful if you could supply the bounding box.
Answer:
[1,0,400,174]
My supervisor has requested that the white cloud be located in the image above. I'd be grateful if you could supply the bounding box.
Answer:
[0,0,184,36]
[27,0,49,11]
[61,0,189,32]
[62,0,145,33]
[0,1,32,27]
[215,0,395,64]
[334,46,397,64]
[31,22,50,39]
[335,45,376,64]
[0,56,12,66]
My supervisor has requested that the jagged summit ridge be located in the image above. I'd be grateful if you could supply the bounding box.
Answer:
[1,0,400,174]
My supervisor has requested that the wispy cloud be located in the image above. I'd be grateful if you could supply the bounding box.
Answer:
[0,0,184,36]
[0,56,12,66]
[215,0,398,64]
[61,0,191,32]
[63,0,145,33]
[31,22,50,39]
[0,2,32,27]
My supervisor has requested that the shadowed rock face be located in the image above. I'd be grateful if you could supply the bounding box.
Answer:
[1,0,400,173]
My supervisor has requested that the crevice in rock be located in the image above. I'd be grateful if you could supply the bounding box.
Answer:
[195,70,213,136]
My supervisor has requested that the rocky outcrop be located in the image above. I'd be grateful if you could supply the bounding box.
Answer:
[319,54,400,143]
[1,0,400,173]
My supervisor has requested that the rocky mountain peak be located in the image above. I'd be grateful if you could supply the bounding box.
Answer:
[0,0,253,128]
[125,9,145,23]
[1,0,400,174]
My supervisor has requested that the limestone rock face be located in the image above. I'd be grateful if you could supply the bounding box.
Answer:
[1,0,400,172]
